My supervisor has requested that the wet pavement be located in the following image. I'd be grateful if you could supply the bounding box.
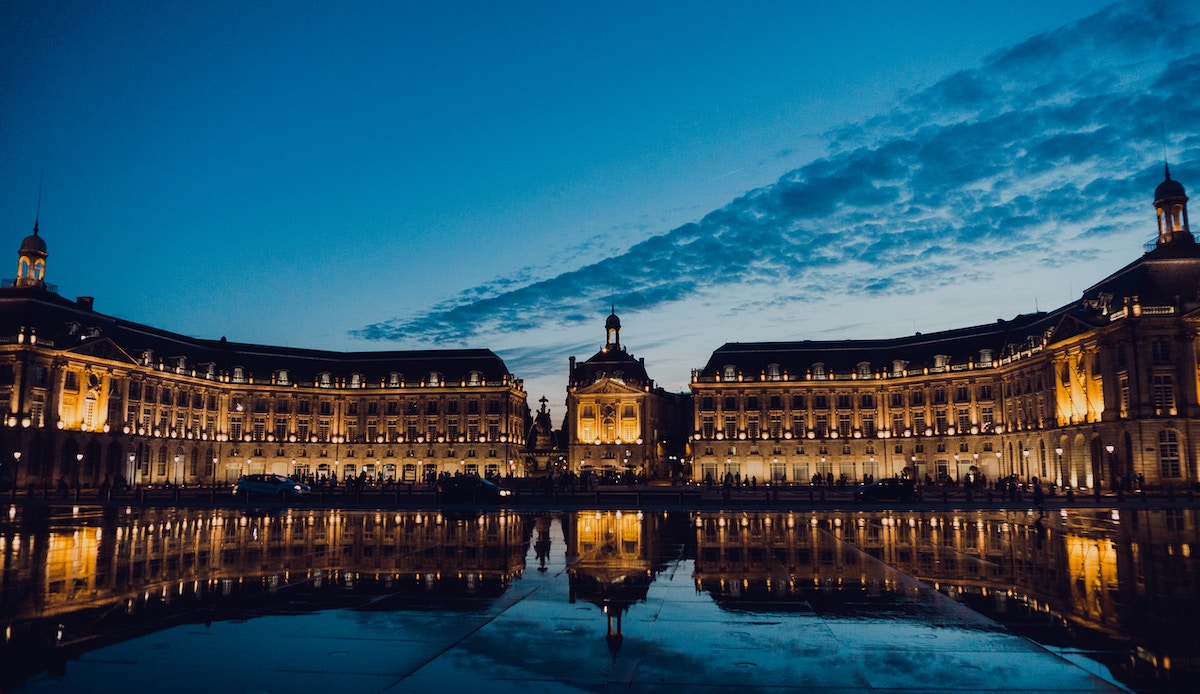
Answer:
[4,504,1196,692]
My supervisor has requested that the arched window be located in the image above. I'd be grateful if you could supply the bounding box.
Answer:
[428,371,442,386]
[892,360,907,376]
[232,366,245,383]
[469,370,483,386]
[318,372,332,388]
[856,362,871,379]
[812,363,826,380]
[388,372,402,387]
[350,373,362,388]
[766,363,781,381]
[978,349,993,366]
[723,365,737,381]
[276,370,289,386]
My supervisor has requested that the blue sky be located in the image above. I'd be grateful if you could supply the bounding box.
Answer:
[2,1,1196,419]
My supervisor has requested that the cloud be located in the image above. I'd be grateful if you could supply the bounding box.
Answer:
[354,0,1199,361]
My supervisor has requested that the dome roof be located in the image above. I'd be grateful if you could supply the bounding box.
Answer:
[1155,166,1187,202]
[19,223,46,255]
[605,312,621,330]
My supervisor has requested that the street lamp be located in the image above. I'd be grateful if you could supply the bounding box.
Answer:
[10,451,20,501]
[1102,444,1114,500]
[1055,447,1064,487]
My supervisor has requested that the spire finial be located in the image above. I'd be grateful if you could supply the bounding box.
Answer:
[34,170,43,233]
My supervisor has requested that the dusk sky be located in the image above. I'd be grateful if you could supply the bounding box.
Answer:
[2,1,1197,420]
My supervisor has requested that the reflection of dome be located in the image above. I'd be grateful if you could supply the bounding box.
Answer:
[1156,167,1187,201]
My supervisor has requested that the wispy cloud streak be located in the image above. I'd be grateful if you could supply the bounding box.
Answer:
[355,1,1199,365]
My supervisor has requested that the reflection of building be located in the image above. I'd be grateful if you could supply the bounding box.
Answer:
[0,507,532,689]
[0,229,528,489]
[566,311,687,478]
[690,508,1199,683]
[691,171,1200,491]
[564,510,659,657]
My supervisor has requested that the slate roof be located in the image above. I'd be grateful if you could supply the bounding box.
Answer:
[0,287,514,385]
[700,236,1200,379]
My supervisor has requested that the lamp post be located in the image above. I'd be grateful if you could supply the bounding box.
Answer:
[1021,449,1029,481]
[10,451,20,501]
[1102,444,1114,501]
[1055,447,1064,488]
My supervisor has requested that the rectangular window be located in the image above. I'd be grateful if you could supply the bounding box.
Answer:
[815,414,828,438]
[769,414,782,439]
[981,407,994,431]
[913,412,926,434]
[978,384,993,400]
[891,413,905,434]
[813,395,828,409]
[860,394,875,409]
[791,415,805,436]
[933,388,946,404]
[957,408,971,433]
[253,417,266,441]
[837,414,851,436]
[935,409,948,434]
[1159,430,1181,477]
[1153,375,1176,413]
[275,418,288,441]
[746,414,760,439]
[862,414,876,438]
[955,385,969,402]
[791,395,805,410]
[836,394,851,409]
[701,415,715,439]
[723,415,737,440]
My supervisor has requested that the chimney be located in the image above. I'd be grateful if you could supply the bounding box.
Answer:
[76,296,94,311]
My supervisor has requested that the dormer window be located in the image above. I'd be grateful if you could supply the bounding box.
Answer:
[766,363,781,381]
[723,365,736,381]
[204,363,216,380]
[812,362,826,380]
[232,366,246,383]
[468,370,482,386]
[856,362,871,379]
[892,359,907,376]
[174,356,186,373]
[933,355,949,371]
[350,373,362,388]
[318,372,332,388]
[276,369,289,386]
[428,371,442,386]
[978,349,993,367]
[142,350,154,367]
[388,372,402,387]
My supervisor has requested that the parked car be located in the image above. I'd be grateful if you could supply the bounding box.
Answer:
[233,474,311,500]
[854,477,917,502]
[436,475,513,504]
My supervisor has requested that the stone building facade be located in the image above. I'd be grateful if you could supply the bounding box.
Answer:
[0,229,528,490]
[689,169,1200,491]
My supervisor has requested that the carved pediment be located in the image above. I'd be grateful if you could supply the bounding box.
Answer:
[63,337,139,365]
[576,379,644,395]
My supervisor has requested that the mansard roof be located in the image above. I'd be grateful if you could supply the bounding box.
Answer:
[0,289,515,386]
[571,344,651,388]
[700,236,1200,381]
[700,312,1054,380]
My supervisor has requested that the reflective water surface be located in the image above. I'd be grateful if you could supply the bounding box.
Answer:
[1,504,1197,692]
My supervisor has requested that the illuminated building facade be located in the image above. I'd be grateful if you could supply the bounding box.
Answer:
[565,311,685,478]
[691,170,1200,491]
[0,229,528,490]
